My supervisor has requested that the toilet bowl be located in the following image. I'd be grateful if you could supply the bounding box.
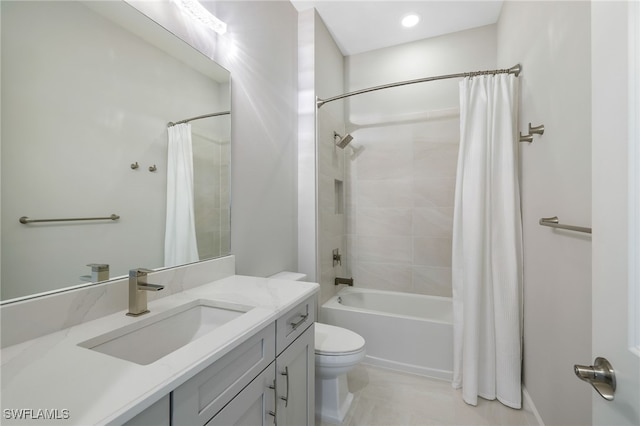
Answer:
[315,322,365,424]
[268,271,366,424]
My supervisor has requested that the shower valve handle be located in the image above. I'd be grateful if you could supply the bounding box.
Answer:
[332,248,342,266]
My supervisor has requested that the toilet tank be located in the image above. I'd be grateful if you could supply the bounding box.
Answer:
[268,271,307,281]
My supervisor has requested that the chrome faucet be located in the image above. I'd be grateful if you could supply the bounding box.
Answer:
[334,277,354,286]
[127,268,164,317]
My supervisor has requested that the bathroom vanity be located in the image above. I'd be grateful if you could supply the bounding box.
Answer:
[169,296,315,426]
[0,275,318,425]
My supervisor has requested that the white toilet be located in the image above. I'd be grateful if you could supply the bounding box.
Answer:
[268,272,366,424]
[314,322,365,423]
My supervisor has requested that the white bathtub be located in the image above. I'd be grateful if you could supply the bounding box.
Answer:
[320,287,453,380]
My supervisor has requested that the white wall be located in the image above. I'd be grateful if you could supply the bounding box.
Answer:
[297,9,347,303]
[314,12,348,304]
[213,1,299,277]
[297,8,318,284]
[344,26,496,296]
[497,2,592,425]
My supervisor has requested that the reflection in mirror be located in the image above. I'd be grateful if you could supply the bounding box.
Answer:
[1,1,231,302]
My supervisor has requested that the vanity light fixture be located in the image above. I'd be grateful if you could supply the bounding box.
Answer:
[172,0,227,35]
[401,13,420,28]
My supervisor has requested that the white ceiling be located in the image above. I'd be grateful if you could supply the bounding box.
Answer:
[290,1,504,56]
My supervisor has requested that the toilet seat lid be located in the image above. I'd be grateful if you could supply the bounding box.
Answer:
[315,323,365,355]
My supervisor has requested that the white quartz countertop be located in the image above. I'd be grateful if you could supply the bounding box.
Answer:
[0,275,319,425]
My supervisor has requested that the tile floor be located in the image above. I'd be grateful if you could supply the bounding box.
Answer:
[318,364,535,426]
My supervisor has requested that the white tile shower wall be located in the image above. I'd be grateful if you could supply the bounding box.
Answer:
[348,119,457,296]
[345,26,497,297]
[193,118,231,260]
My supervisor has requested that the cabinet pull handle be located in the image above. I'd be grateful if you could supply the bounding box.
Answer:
[290,313,309,331]
[280,367,289,407]
[268,380,277,425]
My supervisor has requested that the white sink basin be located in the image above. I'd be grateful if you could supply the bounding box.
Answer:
[78,299,252,365]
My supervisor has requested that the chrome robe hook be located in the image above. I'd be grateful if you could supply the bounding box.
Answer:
[528,123,545,135]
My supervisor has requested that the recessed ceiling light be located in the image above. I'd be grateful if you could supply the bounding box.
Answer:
[401,13,420,28]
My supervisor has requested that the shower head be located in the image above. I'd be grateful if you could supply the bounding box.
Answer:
[334,131,354,149]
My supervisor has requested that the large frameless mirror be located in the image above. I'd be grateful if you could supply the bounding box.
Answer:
[1,0,231,302]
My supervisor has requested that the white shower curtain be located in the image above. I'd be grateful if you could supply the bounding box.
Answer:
[451,74,523,409]
[165,123,199,267]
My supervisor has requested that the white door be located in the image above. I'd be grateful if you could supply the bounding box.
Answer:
[591,2,640,425]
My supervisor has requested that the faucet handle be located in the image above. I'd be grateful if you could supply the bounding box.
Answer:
[130,267,154,277]
[87,263,109,271]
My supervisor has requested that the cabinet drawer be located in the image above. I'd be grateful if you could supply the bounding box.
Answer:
[172,323,276,426]
[276,295,315,354]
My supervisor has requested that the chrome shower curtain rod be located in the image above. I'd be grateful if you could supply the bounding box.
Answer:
[316,64,521,108]
[167,110,230,127]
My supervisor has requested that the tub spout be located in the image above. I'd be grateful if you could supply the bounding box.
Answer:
[335,277,354,286]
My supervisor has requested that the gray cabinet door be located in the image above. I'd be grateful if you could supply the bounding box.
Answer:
[172,323,275,425]
[276,324,314,426]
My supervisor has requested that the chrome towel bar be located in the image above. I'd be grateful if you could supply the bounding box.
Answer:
[539,216,591,234]
[19,214,120,224]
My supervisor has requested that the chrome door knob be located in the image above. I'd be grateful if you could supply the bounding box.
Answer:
[574,357,616,401]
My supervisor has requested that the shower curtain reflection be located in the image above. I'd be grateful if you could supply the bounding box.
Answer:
[165,123,199,267]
